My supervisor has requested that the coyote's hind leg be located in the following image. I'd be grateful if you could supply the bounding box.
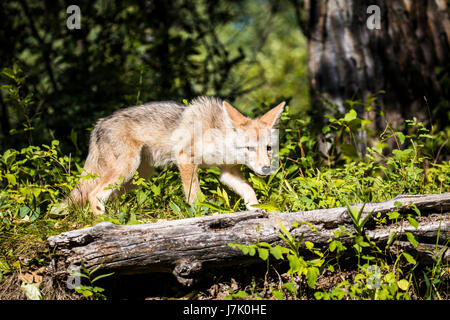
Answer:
[88,150,143,215]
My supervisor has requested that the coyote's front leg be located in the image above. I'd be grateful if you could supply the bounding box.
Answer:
[220,165,258,210]
[177,152,200,205]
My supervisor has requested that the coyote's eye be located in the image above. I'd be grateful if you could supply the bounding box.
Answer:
[267,145,272,151]
[246,146,256,152]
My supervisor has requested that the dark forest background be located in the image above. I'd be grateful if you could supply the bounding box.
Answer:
[1,0,448,159]
[0,0,309,155]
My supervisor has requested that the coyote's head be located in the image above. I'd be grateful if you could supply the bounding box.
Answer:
[222,100,285,176]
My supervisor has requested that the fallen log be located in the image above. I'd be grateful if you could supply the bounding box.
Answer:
[48,193,450,286]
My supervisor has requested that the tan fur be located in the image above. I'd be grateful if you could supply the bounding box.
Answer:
[70,97,285,214]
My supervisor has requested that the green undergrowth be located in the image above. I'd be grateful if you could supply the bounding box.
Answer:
[227,205,448,300]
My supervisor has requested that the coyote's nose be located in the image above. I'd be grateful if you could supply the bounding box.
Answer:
[261,166,271,175]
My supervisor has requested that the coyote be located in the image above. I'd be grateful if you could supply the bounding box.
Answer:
[70,97,285,215]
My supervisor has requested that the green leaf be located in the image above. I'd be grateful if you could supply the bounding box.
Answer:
[396,132,405,145]
[0,259,11,274]
[5,173,16,186]
[277,219,294,243]
[393,148,415,162]
[92,272,115,284]
[423,272,430,288]
[384,272,396,284]
[221,188,230,208]
[256,242,271,248]
[329,240,337,252]
[32,187,41,198]
[197,202,223,212]
[169,201,181,215]
[353,243,362,253]
[387,211,400,220]
[236,245,249,254]
[272,290,284,300]
[405,232,419,247]
[252,203,281,213]
[233,291,248,298]
[347,118,362,130]
[314,291,325,300]
[402,252,417,265]
[341,143,358,159]
[151,184,161,196]
[18,206,31,218]
[270,246,283,260]
[418,134,434,139]
[386,231,397,248]
[88,264,102,276]
[305,241,314,250]
[287,255,300,273]
[92,286,105,293]
[258,248,269,261]
[410,204,421,216]
[407,216,419,229]
[354,273,365,282]
[346,203,362,229]
[70,128,78,148]
[248,245,256,256]
[29,207,40,222]
[1,68,15,79]
[75,287,93,298]
[355,236,370,247]
[344,109,357,122]
[397,279,409,291]
[306,267,320,288]
[282,281,297,296]
[2,149,17,166]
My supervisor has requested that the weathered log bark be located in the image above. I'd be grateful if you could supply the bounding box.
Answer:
[303,0,450,153]
[48,193,449,286]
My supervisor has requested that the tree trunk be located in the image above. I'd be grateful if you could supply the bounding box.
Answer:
[48,193,450,286]
[304,0,450,152]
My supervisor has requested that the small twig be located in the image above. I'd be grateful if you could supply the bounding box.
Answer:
[385,121,407,188]
[433,137,449,164]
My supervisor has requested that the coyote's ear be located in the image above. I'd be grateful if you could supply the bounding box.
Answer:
[223,101,249,127]
[259,101,286,127]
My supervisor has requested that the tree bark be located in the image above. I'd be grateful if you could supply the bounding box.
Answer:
[304,0,450,152]
[48,193,449,286]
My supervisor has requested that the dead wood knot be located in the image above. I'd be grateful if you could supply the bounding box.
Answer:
[208,219,235,231]
[172,259,202,287]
